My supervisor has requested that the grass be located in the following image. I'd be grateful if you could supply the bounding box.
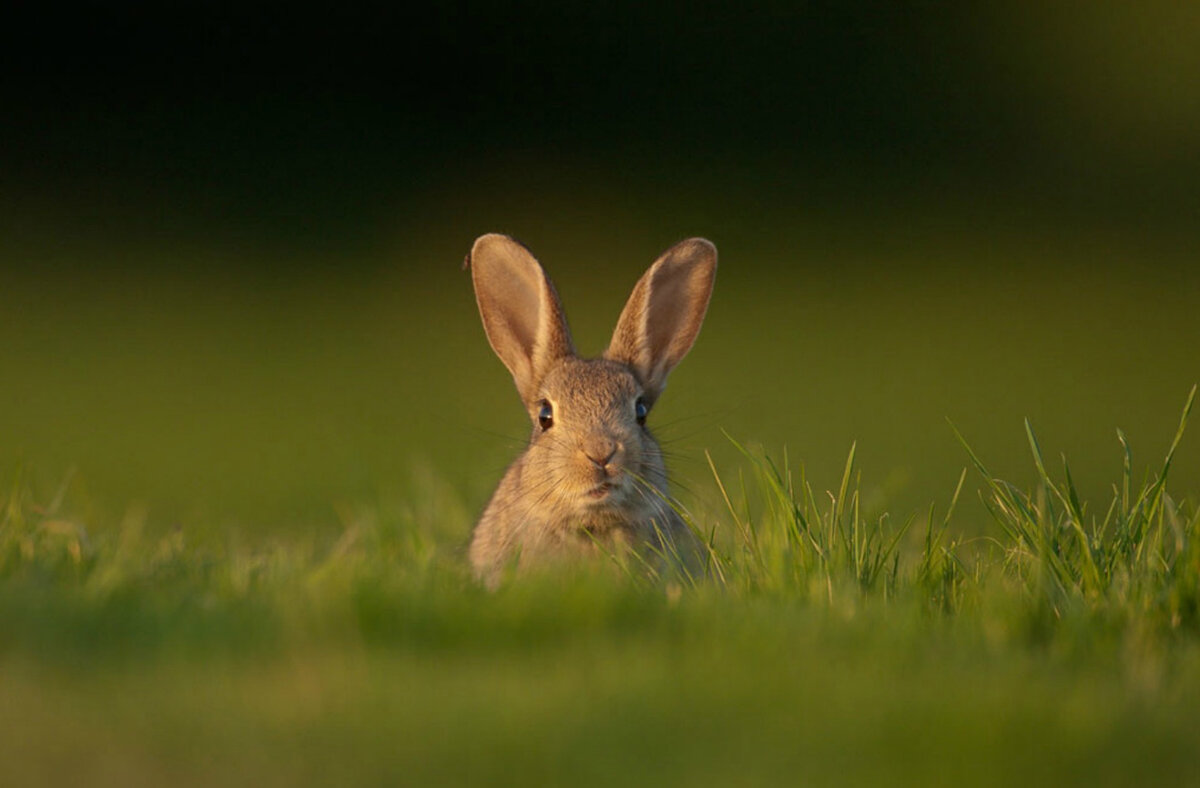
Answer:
[2,388,1198,786]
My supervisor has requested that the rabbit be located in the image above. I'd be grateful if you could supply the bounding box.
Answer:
[465,233,717,587]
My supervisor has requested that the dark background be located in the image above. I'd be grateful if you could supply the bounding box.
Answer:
[6,2,1198,262]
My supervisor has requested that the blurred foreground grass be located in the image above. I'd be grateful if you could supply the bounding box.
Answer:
[2,390,1198,786]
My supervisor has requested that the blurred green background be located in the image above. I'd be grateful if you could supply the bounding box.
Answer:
[2,1,1198,535]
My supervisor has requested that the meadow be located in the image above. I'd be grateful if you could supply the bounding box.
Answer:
[2,193,1199,785]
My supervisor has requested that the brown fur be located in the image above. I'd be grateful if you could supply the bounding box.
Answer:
[467,234,717,586]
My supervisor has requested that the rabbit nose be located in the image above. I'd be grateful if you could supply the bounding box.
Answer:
[583,439,619,469]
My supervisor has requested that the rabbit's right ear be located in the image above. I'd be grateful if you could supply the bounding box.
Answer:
[468,234,575,402]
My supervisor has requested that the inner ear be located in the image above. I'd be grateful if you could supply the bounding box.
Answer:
[469,234,575,402]
[644,261,704,369]
[605,238,717,401]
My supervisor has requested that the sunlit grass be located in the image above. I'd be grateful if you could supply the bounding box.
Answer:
[2,389,1199,785]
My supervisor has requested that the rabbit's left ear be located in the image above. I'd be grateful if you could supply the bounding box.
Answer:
[605,238,717,404]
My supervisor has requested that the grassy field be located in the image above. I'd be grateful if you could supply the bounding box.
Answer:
[2,206,1199,785]
[2,381,1198,785]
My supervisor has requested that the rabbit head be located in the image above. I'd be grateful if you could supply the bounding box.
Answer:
[467,233,716,582]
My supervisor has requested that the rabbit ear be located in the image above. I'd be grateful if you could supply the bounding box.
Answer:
[605,238,717,403]
[469,234,575,402]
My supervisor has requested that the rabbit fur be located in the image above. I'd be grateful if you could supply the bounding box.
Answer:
[466,233,717,586]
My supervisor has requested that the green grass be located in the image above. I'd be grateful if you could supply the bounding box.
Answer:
[2,389,1198,786]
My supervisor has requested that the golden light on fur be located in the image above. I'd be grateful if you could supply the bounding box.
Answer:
[466,235,717,586]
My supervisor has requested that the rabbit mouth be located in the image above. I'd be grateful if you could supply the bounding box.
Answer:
[584,481,627,504]
[586,482,616,500]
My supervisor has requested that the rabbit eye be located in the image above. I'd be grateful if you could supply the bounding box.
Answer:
[635,397,648,426]
[538,400,554,430]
